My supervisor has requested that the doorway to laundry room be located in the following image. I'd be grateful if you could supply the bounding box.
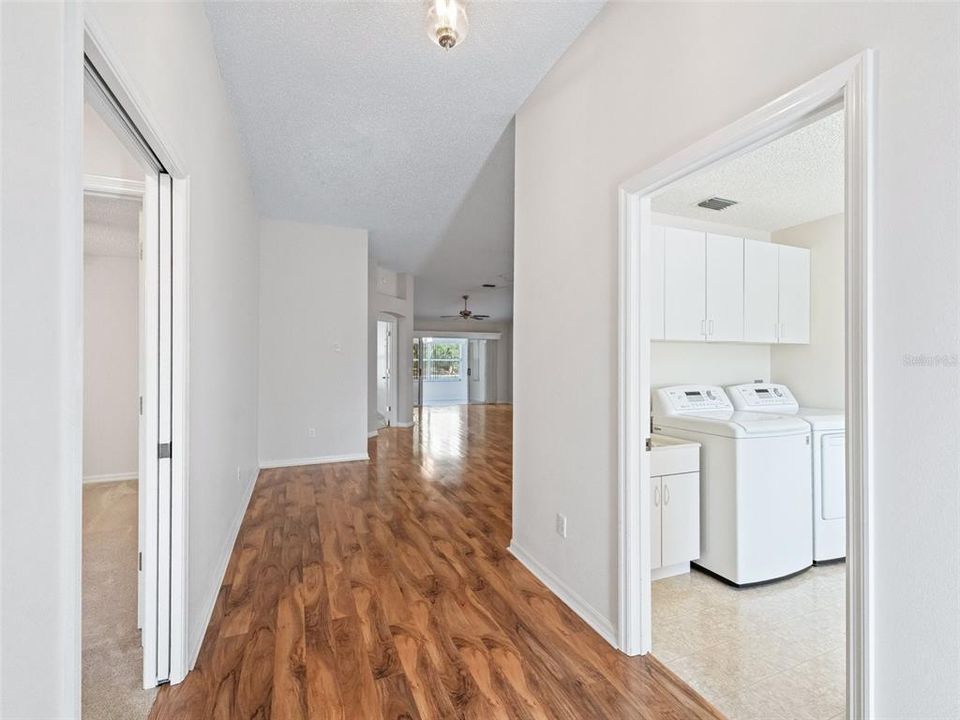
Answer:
[641,107,849,719]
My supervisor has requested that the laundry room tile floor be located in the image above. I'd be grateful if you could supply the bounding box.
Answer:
[652,564,845,720]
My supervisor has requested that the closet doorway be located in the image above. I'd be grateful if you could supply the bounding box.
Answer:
[82,36,190,701]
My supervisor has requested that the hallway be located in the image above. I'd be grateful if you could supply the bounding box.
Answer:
[148,404,719,719]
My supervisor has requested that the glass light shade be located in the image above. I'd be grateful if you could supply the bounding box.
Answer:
[425,0,468,50]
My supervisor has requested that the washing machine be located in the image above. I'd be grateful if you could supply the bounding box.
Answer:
[652,384,813,586]
[726,382,846,563]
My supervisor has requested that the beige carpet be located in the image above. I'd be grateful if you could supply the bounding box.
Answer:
[83,480,157,720]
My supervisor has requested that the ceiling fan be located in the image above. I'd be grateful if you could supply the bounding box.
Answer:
[442,295,490,321]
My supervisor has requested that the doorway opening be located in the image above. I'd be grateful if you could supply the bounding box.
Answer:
[413,334,499,407]
[82,26,191,699]
[82,96,154,716]
[646,109,846,718]
[376,316,397,427]
[617,52,875,719]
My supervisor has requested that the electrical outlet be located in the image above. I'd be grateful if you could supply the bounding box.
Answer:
[307,427,317,438]
[555,513,568,539]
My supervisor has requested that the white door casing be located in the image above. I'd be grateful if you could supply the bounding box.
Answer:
[618,51,876,718]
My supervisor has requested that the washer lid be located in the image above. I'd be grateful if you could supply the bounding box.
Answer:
[796,407,845,431]
[653,410,811,438]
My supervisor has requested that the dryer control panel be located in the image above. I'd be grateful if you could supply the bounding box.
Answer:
[653,385,732,415]
[726,383,798,411]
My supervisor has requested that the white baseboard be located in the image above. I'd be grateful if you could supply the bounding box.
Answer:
[83,471,138,484]
[189,466,259,669]
[652,562,690,581]
[393,421,414,428]
[508,541,618,648]
[367,430,379,438]
[258,453,369,470]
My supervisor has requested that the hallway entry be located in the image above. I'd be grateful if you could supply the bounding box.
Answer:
[147,405,720,718]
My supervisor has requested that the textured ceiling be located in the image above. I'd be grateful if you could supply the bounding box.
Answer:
[414,119,514,321]
[84,195,140,257]
[653,111,844,231]
[204,1,605,319]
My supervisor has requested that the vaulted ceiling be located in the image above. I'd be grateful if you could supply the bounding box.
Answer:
[204,1,605,321]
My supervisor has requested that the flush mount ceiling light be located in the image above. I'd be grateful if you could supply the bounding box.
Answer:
[426,0,468,50]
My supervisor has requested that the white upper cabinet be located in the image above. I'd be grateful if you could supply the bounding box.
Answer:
[652,225,810,345]
[778,245,811,343]
[649,225,666,341]
[664,227,706,341]
[705,233,744,342]
[743,239,780,342]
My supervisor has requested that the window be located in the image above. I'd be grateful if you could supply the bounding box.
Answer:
[416,339,463,381]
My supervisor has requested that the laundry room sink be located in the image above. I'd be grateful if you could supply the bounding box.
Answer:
[650,434,700,476]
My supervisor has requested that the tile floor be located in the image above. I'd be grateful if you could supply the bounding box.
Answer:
[653,564,845,720]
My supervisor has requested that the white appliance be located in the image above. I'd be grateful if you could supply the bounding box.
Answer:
[652,385,813,585]
[726,382,846,563]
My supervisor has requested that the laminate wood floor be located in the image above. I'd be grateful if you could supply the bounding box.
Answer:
[149,404,721,719]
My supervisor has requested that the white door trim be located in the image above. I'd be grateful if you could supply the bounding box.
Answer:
[84,13,191,686]
[83,173,145,200]
[617,51,875,718]
[377,314,398,426]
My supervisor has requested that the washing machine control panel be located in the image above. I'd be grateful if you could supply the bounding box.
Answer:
[654,385,732,414]
[726,383,798,411]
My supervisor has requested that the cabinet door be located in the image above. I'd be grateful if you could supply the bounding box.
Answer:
[778,245,811,343]
[743,239,780,343]
[649,225,666,340]
[705,233,744,342]
[664,228,706,340]
[651,476,662,570]
[661,472,700,567]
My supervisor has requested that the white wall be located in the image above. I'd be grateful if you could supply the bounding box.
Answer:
[83,112,141,483]
[652,343,770,389]
[368,265,415,434]
[770,214,845,409]
[513,4,960,717]
[83,101,143,180]
[259,219,368,466]
[1,3,84,715]
[83,253,139,481]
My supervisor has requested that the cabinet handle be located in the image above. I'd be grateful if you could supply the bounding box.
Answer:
[663,484,670,505]
[654,486,660,507]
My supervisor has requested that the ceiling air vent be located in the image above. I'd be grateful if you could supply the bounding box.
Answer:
[697,196,738,211]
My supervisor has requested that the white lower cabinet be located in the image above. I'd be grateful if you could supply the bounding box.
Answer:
[650,471,700,572]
